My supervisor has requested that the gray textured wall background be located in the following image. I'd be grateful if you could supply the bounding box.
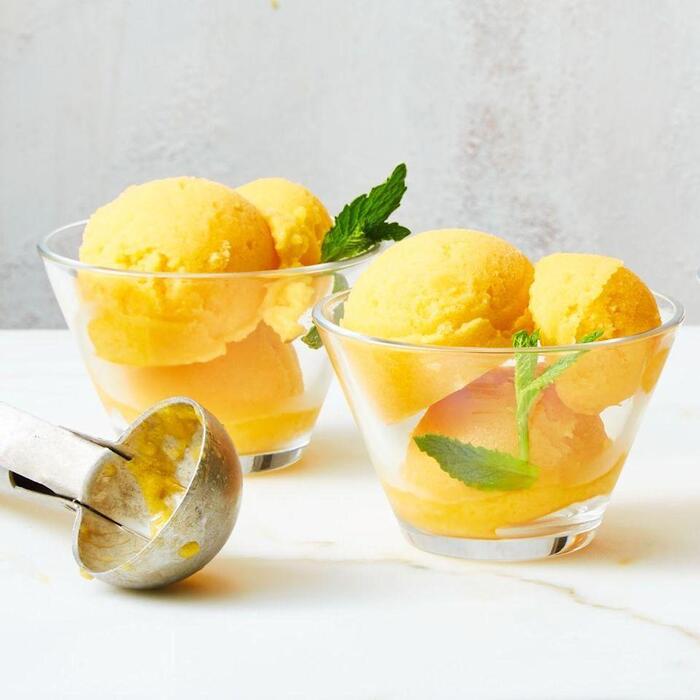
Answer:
[1,0,699,326]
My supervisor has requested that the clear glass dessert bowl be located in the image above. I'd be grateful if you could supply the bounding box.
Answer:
[314,289,684,561]
[39,222,376,473]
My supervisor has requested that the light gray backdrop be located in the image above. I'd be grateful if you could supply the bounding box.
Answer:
[2,0,699,326]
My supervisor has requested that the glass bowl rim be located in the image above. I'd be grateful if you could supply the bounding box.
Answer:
[38,220,379,279]
[312,289,685,355]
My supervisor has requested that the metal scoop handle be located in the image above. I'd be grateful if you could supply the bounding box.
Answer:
[0,402,114,502]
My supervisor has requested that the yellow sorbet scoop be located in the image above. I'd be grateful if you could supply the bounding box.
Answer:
[236,177,332,267]
[529,253,661,414]
[340,229,534,422]
[79,177,279,367]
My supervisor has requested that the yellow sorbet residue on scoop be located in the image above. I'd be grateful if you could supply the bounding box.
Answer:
[123,403,202,533]
[178,541,200,559]
[79,177,279,367]
[79,568,94,581]
[236,177,332,267]
[529,253,661,414]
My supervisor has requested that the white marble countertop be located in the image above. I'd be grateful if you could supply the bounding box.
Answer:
[0,329,699,699]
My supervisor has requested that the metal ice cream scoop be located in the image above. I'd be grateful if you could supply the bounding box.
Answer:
[0,397,242,589]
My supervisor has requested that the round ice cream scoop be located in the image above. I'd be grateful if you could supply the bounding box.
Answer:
[529,253,662,414]
[79,177,279,367]
[0,397,241,589]
[236,177,332,267]
[337,229,534,422]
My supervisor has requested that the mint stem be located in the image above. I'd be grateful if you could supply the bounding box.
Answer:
[512,330,539,462]
[512,328,603,462]
[517,411,530,462]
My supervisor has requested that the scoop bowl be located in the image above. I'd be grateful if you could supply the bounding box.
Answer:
[76,397,242,588]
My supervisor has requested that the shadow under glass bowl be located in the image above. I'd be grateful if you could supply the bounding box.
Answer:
[38,221,378,474]
[314,289,684,561]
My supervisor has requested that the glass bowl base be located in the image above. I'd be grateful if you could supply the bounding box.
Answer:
[399,520,598,562]
[239,444,307,474]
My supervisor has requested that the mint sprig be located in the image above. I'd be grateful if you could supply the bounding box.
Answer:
[301,165,410,349]
[303,165,409,347]
[413,328,604,492]
[414,435,538,491]
[320,164,410,262]
[513,328,603,461]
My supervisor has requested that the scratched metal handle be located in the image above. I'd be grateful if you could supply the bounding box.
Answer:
[0,402,111,502]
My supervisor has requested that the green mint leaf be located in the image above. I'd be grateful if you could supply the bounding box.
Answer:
[300,273,349,350]
[578,329,605,344]
[300,325,323,349]
[321,217,368,262]
[367,221,411,243]
[360,162,408,225]
[320,164,410,262]
[512,329,540,349]
[414,434,538,491]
